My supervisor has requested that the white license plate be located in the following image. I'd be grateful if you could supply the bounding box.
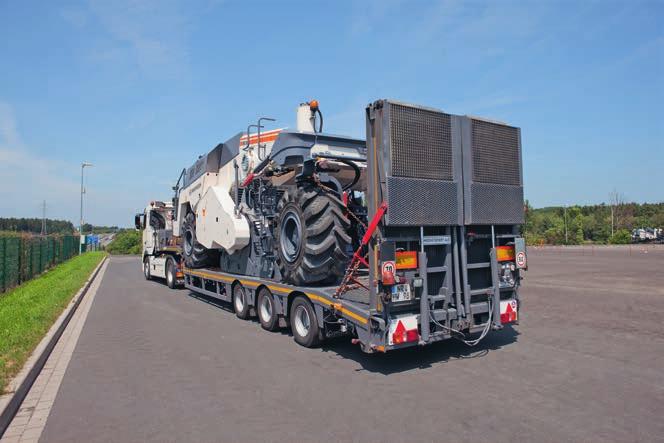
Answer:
[391,284,413,302]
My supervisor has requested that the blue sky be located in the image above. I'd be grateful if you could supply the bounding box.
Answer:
[1,0,662,227]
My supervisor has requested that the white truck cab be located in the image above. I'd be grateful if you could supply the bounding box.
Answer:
[135,201,183,288]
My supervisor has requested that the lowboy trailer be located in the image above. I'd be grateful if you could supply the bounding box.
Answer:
[170,99,527,353]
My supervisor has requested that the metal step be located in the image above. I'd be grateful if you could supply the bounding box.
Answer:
[470,287,494,296]
[467,262,490,269]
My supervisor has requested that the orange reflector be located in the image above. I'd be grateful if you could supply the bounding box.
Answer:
[496,245,515,262]
[395,251,418,270]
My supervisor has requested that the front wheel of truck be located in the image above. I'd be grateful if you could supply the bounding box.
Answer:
[143,257,151,280]
[166,258,177,289]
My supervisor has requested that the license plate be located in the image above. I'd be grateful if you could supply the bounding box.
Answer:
[391,284,413,303]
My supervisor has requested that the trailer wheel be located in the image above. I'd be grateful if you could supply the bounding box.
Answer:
[275,185,351,286]
[290,296,321,348]
[166,258,177,289]
[143,257,151,280]
[257,288,279,331]
[182,211,216,268]
[233,283,251,320]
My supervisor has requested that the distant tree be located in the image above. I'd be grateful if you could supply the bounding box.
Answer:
[106,230,141,254]
[523,202,663,245]
[0,218,75,234]
[608,229,631,245]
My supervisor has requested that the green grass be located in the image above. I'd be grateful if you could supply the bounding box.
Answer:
[0,251,106,393]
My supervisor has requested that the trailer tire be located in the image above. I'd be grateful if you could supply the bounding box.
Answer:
[182,211,216,268]
[290,296,321,348]
[275,185,351,286]
[257,288,279,331]
[166,258,177,289]
[143,257,151,280]
[233,283,251,320]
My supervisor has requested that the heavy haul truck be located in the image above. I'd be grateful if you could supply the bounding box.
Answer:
[143,99,527,352]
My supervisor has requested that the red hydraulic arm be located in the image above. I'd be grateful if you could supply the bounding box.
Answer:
[335,202,387,298]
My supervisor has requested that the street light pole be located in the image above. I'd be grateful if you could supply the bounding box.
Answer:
[79,162,93,254]
[564,205,568,244]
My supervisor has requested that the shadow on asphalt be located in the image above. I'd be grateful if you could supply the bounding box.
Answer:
[186,290,519,375]
[321,326,519,375]
[186,290,235,314]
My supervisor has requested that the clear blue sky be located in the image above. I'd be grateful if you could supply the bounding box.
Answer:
[1,0,662,227]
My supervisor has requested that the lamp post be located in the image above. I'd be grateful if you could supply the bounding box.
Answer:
[564,204,568,244]
[79,162,93,254]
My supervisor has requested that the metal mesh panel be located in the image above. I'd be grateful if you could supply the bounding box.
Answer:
[471,119,520,186]
[389,104,453,181]
[386,177,459,225]
[470,183,524,224]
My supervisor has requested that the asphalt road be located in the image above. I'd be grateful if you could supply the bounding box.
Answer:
[40,248,664,442]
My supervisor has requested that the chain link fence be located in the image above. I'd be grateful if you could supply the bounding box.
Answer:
[0,234,79,294]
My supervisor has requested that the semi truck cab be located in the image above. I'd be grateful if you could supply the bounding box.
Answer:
[135,201,183,288]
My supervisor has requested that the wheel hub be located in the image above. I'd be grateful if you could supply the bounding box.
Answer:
[260,295,272,320]
[280,210,302,263]
[294,305,310,337]
[234,288,245,312]
[184,229,194,256]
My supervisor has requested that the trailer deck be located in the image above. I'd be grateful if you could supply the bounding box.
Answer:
[182,265,514,353]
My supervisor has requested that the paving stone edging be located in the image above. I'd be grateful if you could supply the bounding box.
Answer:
[0,256,108,437]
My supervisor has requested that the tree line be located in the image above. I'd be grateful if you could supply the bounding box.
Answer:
[0,218,76,234]
[0,218,119,235]
[524,202,664,245]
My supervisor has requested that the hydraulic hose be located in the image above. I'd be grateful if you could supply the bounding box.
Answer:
[315,108,323,133]
[336,159,361,191]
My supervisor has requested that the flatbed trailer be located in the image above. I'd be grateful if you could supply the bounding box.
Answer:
[182,240,522,353]
[172,99,527,353]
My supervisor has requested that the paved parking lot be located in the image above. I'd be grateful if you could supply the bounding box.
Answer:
[32,247,664,442]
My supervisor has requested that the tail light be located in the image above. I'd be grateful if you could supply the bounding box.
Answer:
[395,250,418,269]
[496,245,515,262]
[392,320,419,345]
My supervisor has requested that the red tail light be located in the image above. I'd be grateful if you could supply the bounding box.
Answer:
[496,245,515,262]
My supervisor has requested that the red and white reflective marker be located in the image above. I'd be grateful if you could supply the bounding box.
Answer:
[388,314,419,345]
[500,300,518,324]
[516,251,527,268]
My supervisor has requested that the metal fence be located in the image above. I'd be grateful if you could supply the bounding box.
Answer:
[0,234,79,293]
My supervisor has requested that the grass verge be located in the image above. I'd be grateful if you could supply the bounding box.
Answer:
[0,251,106,393]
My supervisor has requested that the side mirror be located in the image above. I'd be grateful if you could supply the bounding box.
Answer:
[134,214,144,230]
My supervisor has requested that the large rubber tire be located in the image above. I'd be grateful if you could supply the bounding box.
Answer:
[257,287,279,332]
[143,257,151,280]
[182,212,215,268]
[275,186,351,286]
[290,296,321,348]
[233,283,251,320]
[166,258,177,289]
